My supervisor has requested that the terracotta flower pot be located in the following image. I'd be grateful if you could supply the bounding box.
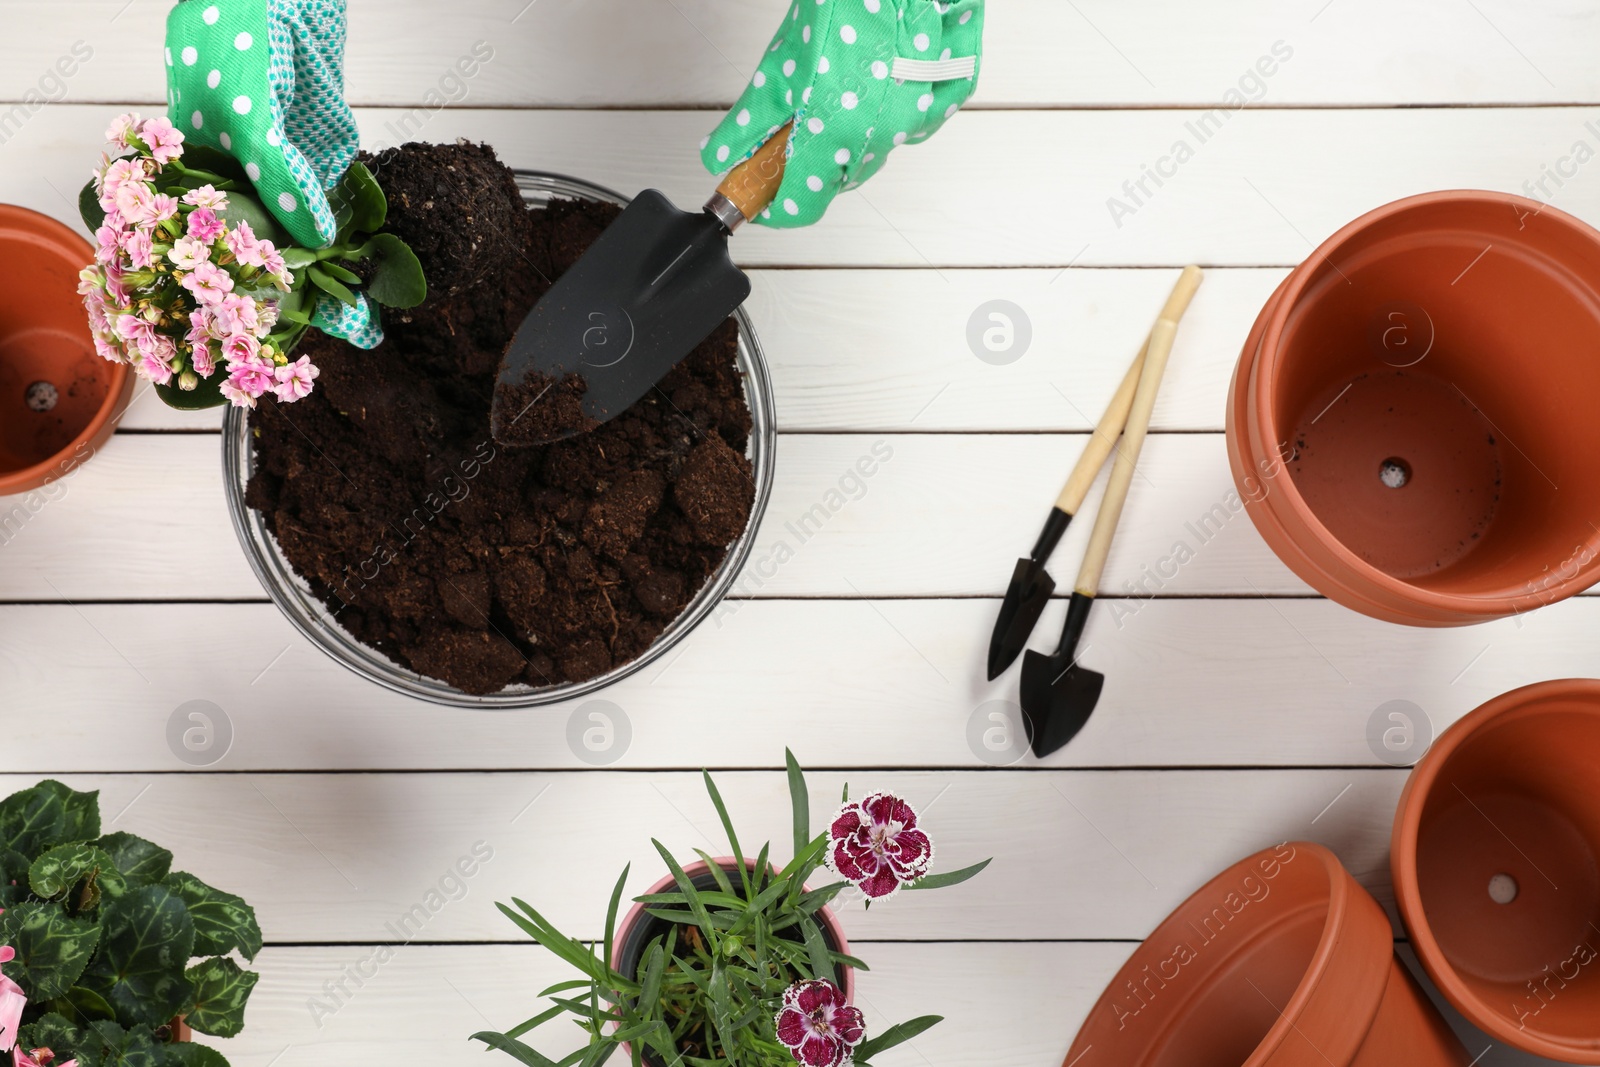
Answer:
[1227,191,1600,625]
[1393,679,1600,1062]
[611,857,853,1067]
[1064,842,1468,1067]
[0,204,131,496]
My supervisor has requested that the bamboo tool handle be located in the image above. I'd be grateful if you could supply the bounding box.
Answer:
[715,122,792,221]
[1073,266,1204,597]
[1053,341,1147,514]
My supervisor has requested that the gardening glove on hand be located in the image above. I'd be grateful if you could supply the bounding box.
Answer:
[166,0,384,348]
[700,0,984,228]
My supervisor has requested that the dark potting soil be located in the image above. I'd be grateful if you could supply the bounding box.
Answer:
[245,142,756,695]
[492,371,599,447]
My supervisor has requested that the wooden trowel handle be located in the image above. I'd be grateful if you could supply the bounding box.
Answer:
[715,122,792,222]
[1073,265,1203,598]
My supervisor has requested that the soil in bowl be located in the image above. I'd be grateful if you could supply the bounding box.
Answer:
[245,143,755,695]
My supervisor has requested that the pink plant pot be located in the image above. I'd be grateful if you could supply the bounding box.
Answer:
[609,856,854,1065]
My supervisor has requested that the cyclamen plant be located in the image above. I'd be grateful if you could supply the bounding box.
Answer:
[0,781,260,1067]
[78,112,425,411]
[473,752,988,1067]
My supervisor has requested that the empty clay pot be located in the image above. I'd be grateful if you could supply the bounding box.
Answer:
[0,204,130,496]
[1227,191,1600,625]
[1063,842,1468,1067]
[1393,679,1600,1063]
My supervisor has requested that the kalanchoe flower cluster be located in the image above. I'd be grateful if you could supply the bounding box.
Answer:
[775,980,865,1067]
[826,792,934,900]
[79,113,315,407]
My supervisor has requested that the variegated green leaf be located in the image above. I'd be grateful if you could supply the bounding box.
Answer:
[31,844,127,901]
[0,900,102,998]
[183,957,257,1038]
[82,885,195,1027]
[161,872,261,961]
[95,834,173,887]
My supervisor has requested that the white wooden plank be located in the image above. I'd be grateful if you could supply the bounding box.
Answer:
[8,107,1600,269]
[0,770,1407,943]
[116,267,1283,433]
[0,594,1586,770]
[2,0,1595,109]
[229,943,1554,1067]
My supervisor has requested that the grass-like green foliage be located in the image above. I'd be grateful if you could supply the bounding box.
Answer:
[472,752,988,1067]
[0,780,260,1067]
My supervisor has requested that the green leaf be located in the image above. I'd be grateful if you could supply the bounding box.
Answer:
[471,1031,562,1067]
[1,783,66,854]
[906,858,991,892]
[330,160,386,235]
[80,179,107,233]
[854,1015,943,1063]
[353,233,426,309]
[785,749,810,862]
[152,373,228,411]
[280,247,318,270]
[174,147,249,186]
[306,265,357,306]
[162,872,261,961]
[216,191,288,247]
[158,1042,230,1067]
[316,260,363,286]
[602,864,629,974]
[31,844,127,901]
[700,773,749,900]
[183,957,257,1037]
[21,1014,85,1062]
[94,834,173,886]
[85,1020,160,1067]
[51,984,118,1025]
[0,901,103,998]
[82,884,196,1027]
[799,915,832,985]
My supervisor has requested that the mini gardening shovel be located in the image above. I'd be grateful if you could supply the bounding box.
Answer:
[490,124,791,447]
[1019,266,1203,757]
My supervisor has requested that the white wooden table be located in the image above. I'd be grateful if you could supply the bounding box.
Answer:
[2,2,1596,1064]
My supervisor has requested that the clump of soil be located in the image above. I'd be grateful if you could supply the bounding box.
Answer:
[245,142,756,695]
[364,140,524,297]
[492,371,599,446]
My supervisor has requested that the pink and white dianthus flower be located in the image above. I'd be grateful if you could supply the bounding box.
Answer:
[774,980,865,1067]
[138,115,184,165]
[185,207,224,244]
[180,260,233,305]
[825,792,933,901]
[273,355,319,402]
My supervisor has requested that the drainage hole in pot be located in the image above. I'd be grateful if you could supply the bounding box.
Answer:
[25,381,58,413]
[1379,456,1411,489]
[1488,872,1519,904]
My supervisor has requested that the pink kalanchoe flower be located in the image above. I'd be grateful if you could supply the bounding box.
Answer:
[139,346,174,386]
[227,354,277,399]
[124,228,155,269]
[224,220,262,265]
[260,247,291,290]
[191,339,217,378]
[103,263,130,307]
[220,293,259,336]
[98,157,146,209]
[115,313,158,351]
[138,116,184,165]
[168,235,210,271]
[826,792,933,901]
[94,223,125,264]
[186,207,224,244]
[113,181,156,226]
[274,355,319,402]
[94,334,122,363]
[181,261,233,305]
[774,980,865,1067]
[0,945,25,1053]
[221,332,259,365]
[182,184,229,211]
[149,192,180,224]
[104,112,142,148]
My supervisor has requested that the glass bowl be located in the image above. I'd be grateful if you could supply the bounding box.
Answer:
[223,171,776,708]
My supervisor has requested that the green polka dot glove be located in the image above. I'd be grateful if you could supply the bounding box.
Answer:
[701,0,984,228]
[165,0,357,250]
